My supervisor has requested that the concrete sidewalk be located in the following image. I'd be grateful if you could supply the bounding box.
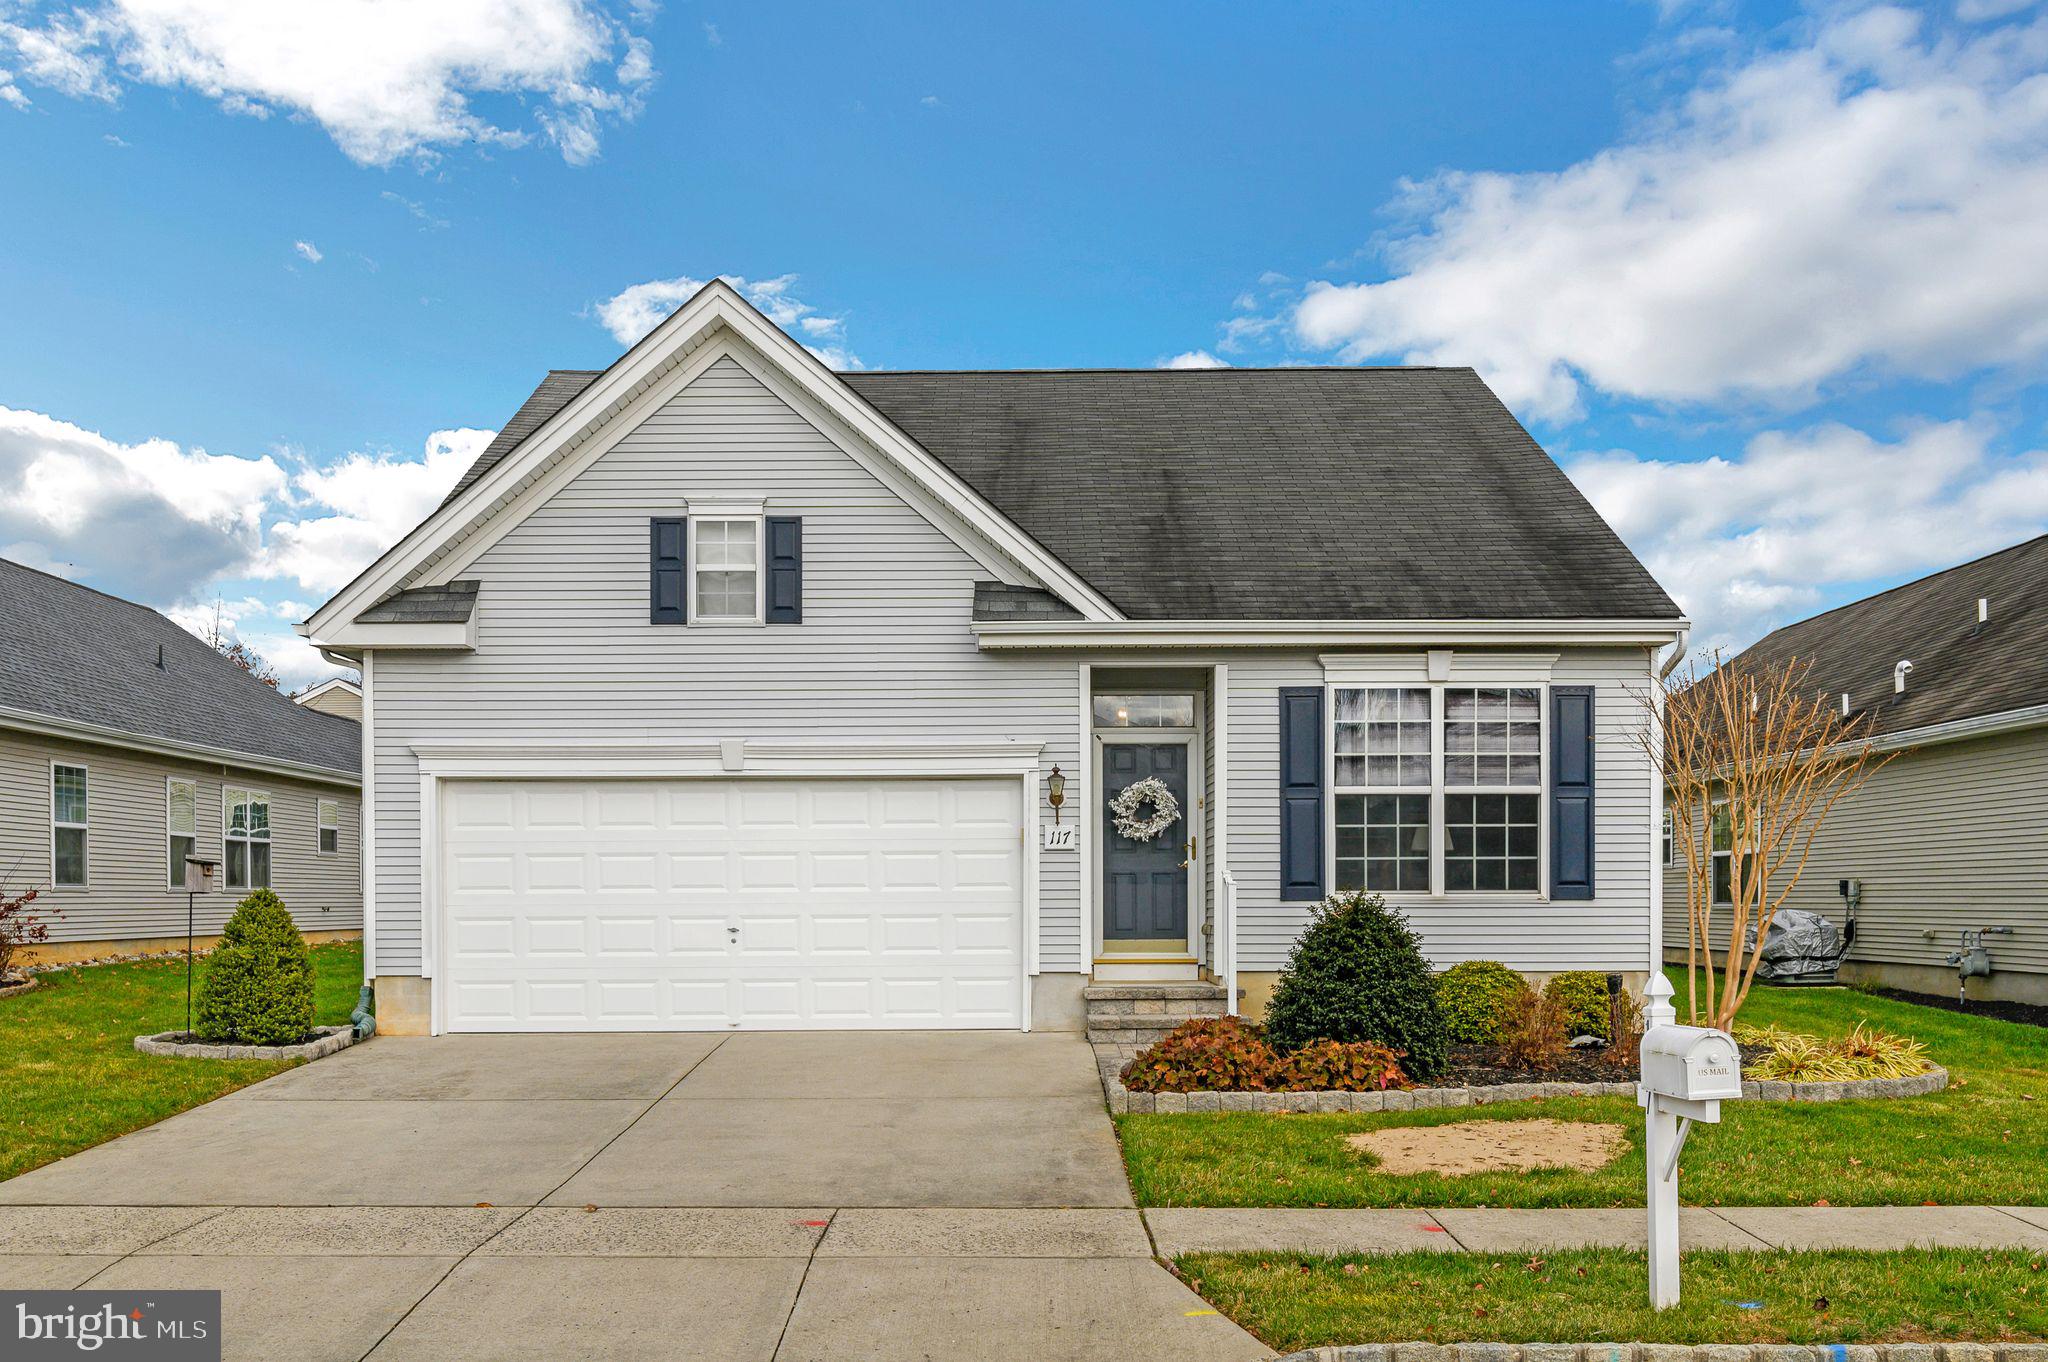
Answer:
[1144,1205,2048,1257]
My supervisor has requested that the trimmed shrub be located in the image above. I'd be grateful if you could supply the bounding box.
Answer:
[1274,1039,1409,1092]
[1262,891,1450,1080]
[1120,1016,1280,1092]
[194,889,313,1046]
[1543,970,1613,1041]
[1499,986,1568,1072]
[1435,960,1529,1044]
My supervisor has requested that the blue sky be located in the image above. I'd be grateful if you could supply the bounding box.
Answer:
[2,0,2045,686]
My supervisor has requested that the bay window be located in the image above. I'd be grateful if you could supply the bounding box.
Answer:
[1332,682,1546,897]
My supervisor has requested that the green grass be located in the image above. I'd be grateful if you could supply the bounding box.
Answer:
[1176,1248,2048,1351]
[1119,981,2048,1208]
[0,941,362,1182]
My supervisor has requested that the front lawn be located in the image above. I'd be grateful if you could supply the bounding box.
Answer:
[0,941,362,1182]
[1176,1247,2048,1352]
[1120,981,2048,1208]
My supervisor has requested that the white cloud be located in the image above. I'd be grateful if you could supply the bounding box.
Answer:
[0,405,284,602]
[1568,420,2048,649]
[292,239,321,263]
[380,190,448,230]
[261,427,492,595]
[1292,6,2048,420]
[593,273,864,368]
[1161,349,1229,370]
[0,0,657,167]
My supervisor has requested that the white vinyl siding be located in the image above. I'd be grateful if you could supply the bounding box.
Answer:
[1230,647,1656,973]
[1663,723,2048,980]
[369,354,1083,977]
[0,728,360,941]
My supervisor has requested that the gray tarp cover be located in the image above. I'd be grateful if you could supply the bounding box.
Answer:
[1747,909,1847,979]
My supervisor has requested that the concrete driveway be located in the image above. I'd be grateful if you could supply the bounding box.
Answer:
[0,1031,1267,1362]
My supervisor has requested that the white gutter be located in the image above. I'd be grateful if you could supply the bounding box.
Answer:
[1867,702,2048,754]
[0,705,360,788]
[973,617,1690,650]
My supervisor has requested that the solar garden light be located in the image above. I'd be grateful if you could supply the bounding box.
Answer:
[182,855,219,1037]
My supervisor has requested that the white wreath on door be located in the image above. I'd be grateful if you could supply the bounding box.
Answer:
[1109,777,1180,842]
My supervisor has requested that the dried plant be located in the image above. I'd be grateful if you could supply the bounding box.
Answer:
[0,880,51,978]
[1635,653,1893,1029]
[1499,987,1568,1072]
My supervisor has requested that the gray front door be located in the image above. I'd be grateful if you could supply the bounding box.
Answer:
[1102,741,1190,942]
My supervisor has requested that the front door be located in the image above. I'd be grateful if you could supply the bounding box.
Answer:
[1101,740,1191,945]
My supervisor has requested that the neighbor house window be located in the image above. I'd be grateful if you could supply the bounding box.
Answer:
[688,516,762,622]
[167,778,198,888]
[318,798,340,855]
[1661,804,1674,868]
[1333,684,1545,896]
[1709,798,1758,906]
[224,787,271,890]
[52,764,88,887]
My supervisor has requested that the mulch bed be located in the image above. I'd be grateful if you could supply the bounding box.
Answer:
[1431,1041,1773,1088]
[1863,985,2048,1030]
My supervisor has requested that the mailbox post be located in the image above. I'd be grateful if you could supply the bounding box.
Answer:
[1637,974,1743,1308]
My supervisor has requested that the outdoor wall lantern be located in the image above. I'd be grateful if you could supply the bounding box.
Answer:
[1047,765,1066,823]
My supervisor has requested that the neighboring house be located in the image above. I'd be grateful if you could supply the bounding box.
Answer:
[295,676,363,721]
[303,280,1685,1036]
[1662,535,2048,1005]
[0,559,363,963]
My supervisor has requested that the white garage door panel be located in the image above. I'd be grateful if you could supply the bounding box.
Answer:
[440,778,1023,1031]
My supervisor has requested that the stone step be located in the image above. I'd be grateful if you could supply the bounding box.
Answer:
[1085,997,1229,1021]
[1082,982,1229,1001]
[1086,1014,1220,1044]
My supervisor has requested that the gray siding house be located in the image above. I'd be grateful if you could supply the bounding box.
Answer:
[1663,535,2048,1005]
[295,677,363,722]
[304,280,1685,1036]
[0,560,363,962]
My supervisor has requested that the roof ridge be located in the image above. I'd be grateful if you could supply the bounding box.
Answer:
[1748,532,2048,647]
[0,555,191,622]
[843,365,1475,375]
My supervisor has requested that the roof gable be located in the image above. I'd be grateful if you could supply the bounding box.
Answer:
[0,558,360,778]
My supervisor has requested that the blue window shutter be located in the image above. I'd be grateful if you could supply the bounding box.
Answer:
[765,516,803,624]
[1278,686,1325,901]
[650,517,686,624]
[1550,685,1596,901]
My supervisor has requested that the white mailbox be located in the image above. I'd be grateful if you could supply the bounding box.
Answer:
[1640,1024,1743,1104]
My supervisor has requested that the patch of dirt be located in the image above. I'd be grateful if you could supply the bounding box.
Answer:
[1861,985,2048,1031]
[1345,1118,1629,1175]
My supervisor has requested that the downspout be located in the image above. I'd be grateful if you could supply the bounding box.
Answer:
[354,647,376,1039]
[1650,630,1687,985]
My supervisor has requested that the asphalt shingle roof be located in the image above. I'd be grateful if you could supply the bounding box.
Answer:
[445,366,1680,622]
[0,558,360,778]
[358,581,479,624]
[1717,534,2048,739]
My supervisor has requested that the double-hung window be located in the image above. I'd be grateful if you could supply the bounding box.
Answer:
[52,764,88,887]
[318,798,340,855]
[1661,804,1674,868]
[1333,688,1432,892]
[224,787,271,890]
[1709,798,1759,906]
[167,778,198,887]
[1332,682,1546,897]
[688,514,763,623]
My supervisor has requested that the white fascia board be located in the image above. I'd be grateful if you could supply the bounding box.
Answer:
[0,705,360,788]
[308,280,1120,637]
[1867,702,2048,754]
[296,677,361,702]
[973,618,1691,650]
[317,619,476,650]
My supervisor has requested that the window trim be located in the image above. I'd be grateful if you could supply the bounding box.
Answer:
[318,798,340,856]
[223,785,273,891]
[50,760,89,890]
[1326,679,1550,901]
[686,509,766,626]
[166,775,200,890]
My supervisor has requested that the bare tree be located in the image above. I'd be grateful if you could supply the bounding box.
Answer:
[1637,653,1893,1029]
[200,598,281,689]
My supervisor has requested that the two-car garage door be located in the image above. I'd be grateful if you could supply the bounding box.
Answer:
[439,777,1023,1032]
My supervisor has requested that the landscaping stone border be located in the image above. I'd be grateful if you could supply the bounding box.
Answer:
[1276,1343,2045,1362]
[134,1024,356,1062]
[0,974,38,999]
[1094,1045,1946,1114]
